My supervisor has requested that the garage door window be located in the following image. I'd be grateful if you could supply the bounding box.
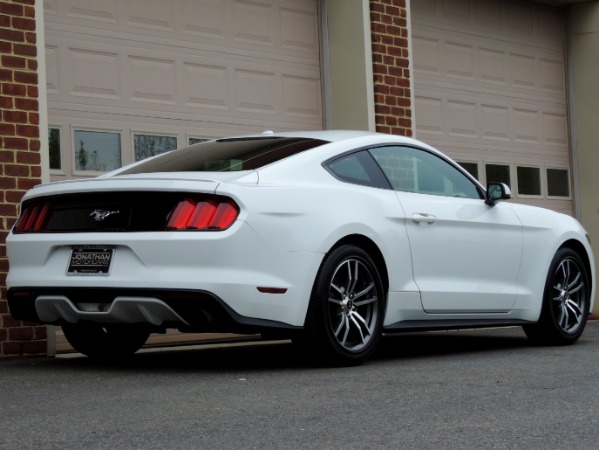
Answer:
[74,130,121,172]
[134,134,178,161]
[547,168,570,197]
[517,166,541,197]
[485,164,511,188]
[49,127,61,170]
[457,161,479,181]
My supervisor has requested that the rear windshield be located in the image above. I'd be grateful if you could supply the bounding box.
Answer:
[119,137,328,174]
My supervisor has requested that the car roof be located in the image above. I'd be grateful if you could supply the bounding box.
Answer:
[241,130,416,144]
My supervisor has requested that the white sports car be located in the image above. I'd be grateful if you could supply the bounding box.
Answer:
[6,131,595,365]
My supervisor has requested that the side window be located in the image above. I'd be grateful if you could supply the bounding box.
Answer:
[325,151,390,189]
[369,146,481,199]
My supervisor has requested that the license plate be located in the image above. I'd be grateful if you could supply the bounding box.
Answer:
[67,246,115,275]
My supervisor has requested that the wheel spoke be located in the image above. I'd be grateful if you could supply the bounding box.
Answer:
[334,313,345,337]
[354,296,377,307]
[328,297,343,305]
[349,314,366,344]
[340,315,350,346]
[565,299,582,320]
[353,282,374,300]
[331,283,344,296]
[350,310,372,336]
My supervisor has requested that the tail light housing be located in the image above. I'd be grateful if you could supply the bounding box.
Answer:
[166,197,239,230]
[14,200,51,233]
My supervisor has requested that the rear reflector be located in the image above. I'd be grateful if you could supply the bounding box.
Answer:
[166,197,239,230]
[257,287,288,294]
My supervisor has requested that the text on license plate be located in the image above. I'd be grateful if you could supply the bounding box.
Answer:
[67,246,114,275]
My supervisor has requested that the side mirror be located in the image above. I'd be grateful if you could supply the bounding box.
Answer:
[485,182,511,206]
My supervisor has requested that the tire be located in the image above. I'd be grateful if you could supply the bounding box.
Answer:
[62,322,150,359]
[304,244,386,366]
[523,247,590,345]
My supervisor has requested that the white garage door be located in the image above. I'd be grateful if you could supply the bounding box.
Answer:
[412,0,572,214]
[44,0,323,180]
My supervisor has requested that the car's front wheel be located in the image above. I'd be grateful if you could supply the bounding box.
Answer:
[304,245,385,366]
[62,323,150,359]
[523,247,590,345]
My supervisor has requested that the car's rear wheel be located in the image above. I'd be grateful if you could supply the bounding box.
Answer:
[523,247,590,345]
[304,245,385,366]
[62,323,150,359]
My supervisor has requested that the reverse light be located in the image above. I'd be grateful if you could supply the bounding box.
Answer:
[166,197,239,230]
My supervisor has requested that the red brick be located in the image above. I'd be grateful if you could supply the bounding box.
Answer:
[0,2,24,16]
[386,6,400,16]
[2,83,27,97]
[371,3,385,13]
[0,96,14,109]
[31,165,41,177]
[0,68,13,81]
[9,327,33,340]
[14,0,36,5]
[3,137,28,150]
[0,28,25,43]
[17,177,40,190]
[0,177,17,190]
[27,58,37,70]
[24,5,35,18]
[0,327,7,342]
[14,70,38,85]
[14,97,38,111]
[0,150,15,163]
[34,326,47,339]
[0,123,16,136]
[2,314,22,328]
[16,150,39,165]
[29,139,40,151]
[4,164,30,178]
[5,190,24,203]
[28,112,39,125]
[25,31,36,44]
[11,17,36,32]
[23,340,46,355]
[3,110,28,124]
[13,43,36,57]
[2,341,23,355]
[27,85,38,98]
[1,55,26,69]
[16,124,39,138]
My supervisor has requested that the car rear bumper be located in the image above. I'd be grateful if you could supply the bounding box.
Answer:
[7,287,303,334]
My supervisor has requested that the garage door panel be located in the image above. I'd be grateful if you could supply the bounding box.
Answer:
[45,0,323,176]
[413,26,566,101]
[413,0,570,214]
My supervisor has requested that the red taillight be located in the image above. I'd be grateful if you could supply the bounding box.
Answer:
[14,201,51,233]
[166,197,239,230]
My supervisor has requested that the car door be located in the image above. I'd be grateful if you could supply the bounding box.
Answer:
[370,145,523,313]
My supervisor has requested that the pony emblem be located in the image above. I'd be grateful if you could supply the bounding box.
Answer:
[90,209,120,222]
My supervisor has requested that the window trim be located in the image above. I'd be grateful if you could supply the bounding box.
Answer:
[546,166,572,200]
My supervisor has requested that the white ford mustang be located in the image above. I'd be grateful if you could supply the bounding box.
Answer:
[6,131,596,365]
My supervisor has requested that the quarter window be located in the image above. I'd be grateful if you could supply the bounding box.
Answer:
[325,151,390,188]
[370,146,481,199]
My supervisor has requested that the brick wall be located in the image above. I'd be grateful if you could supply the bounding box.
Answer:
[0,0,46,357]
[370,0,412,136]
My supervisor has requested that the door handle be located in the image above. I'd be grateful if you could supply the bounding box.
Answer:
[412,213,437,224]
